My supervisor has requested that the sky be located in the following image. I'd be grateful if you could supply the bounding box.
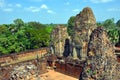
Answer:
[0,0,120,24]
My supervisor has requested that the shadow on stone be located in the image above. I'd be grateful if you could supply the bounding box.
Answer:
[63,38,71,57]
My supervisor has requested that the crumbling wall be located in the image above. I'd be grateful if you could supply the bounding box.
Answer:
[0,48,48,67]
[81,27,119,80]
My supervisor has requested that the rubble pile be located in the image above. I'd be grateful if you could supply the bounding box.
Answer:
[9,62,41,80]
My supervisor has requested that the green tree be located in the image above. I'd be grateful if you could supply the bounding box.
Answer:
[116,19,120,45]
[0,24,11,55]
[67,16,75,36]
[108,28,119,44]
[102,18,119,44]
[0,19,54,55]
[14,18,24,28]
[96,22,102,27]
[0,25,7,34]
[25,22,51,49]
[102,18,115,29]
[116,19,120,28]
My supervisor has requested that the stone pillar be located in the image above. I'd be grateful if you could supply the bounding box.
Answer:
[72,47,78,59]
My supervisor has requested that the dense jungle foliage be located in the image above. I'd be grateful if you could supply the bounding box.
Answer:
[0,19,55,55]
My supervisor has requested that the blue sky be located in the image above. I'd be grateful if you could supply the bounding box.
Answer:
[0,0,120,24]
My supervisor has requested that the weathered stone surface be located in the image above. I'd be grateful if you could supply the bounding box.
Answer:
[51,25,69,57]
[72,47,78,59]
[0,58,48,80]
[75,7,96,28]
[9,62,41,80]
[72,42,78,59]
[72,7,96,60]
[81,27,119,80]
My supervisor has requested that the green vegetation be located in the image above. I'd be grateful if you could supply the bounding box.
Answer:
[67,16,75,36]
[97,18,120,44]
[0,19,54,55]
[0,17,120,55]
[116,19,120,28]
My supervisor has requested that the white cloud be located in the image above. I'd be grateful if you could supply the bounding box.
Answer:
[41,4,48,9]
[3,8,13,12]
[0,0,22,12]
[73,9,79,12]
[15,4,21,8]
[47,10,55,14]
[0,0,13,12]
[0,0,5,8]
[90,0,113,3]
[107,8,120,11]
[26,6,41,12]
[25,4,55,14]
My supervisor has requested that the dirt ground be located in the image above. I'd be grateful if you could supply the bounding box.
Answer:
[40,69,78,80]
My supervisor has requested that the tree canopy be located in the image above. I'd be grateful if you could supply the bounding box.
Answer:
[0,19,54,55]
[116,19,120,28]
[97,18,120,45]
[67,16,75,36]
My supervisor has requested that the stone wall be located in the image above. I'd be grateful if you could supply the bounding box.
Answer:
[0,48,48,67]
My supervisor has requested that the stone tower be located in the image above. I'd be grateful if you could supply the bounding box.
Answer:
[73,7,96,60]
[81,27,119,80]
[51,25,69,57]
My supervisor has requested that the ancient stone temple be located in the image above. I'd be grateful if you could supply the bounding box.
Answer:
[51,25,69,57]
[81,27,119,80]
[72,7,96,60]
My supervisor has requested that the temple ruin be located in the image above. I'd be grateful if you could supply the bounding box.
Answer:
[81,27,120,80]
[72,7,97,60]
[50,25,70,57]
[0,7,120,80]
